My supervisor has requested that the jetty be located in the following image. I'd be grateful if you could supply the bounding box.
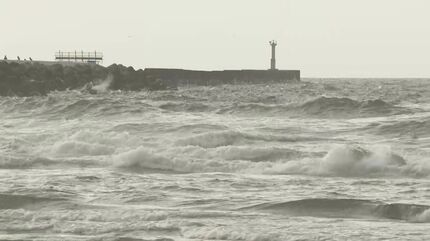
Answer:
[0,41,301,96]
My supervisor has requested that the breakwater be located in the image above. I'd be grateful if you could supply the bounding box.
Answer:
[0,61,300,96]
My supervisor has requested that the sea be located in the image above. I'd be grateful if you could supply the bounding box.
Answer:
[0,78,429,241]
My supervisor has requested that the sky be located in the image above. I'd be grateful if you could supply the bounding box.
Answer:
[1,0,430,77]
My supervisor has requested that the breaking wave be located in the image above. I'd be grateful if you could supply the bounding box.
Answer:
[103,143,430,178]
[248,198,430,222]
[2,129,429,179]
[264,144,430,178]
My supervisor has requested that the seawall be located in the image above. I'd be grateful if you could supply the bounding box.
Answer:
[0,61,301,96]
[144,68,300,86]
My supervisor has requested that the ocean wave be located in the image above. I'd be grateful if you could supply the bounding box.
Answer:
[158,101,212,112]
[215,96,411,118]
[106,143,320,174]
[166,123,229,134]
[320,145,406,176]
[246,198,430,222]
[175,131,249,148]
[261,144,430,178]
[374,117,430,138]
[108,146,255,173]
[48,130,137,157]
[295,96,408,117]
[175,130,328,148]
[214,146,305,162]
[0,92,417,120]
[0,155,99,169]
[105,143,430,178]
[0,129,142,169]
[0,193,66,209]
[0,92,155,119]
[4,135,429,178]
[0,155,57,169]
[216,103,289,115]
[51,141,115,157]
[43,97,148,118]
[181,226,282,241]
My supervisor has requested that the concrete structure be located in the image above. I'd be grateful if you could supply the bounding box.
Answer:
[269,40,277,70]
[144,68,300,86]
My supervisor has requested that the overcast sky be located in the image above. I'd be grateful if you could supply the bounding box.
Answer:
[2,0,429,77]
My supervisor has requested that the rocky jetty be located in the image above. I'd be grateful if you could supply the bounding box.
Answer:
[0,62,172,96]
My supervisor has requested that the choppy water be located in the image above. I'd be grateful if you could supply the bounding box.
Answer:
[1,79,430,241]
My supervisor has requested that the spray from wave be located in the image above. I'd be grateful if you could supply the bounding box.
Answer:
[90,75,114,93]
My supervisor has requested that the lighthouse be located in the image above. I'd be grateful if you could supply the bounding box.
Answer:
[269,40,277,70]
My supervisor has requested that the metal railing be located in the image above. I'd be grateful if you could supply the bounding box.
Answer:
[55,51,103,63]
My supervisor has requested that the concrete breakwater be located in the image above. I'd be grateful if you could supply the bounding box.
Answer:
[144,68,300,86]
[0,61,300,96]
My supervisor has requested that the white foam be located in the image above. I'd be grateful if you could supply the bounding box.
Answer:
[91,75,113,93]
[320,145,403,176]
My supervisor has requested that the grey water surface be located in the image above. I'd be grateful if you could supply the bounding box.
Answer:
[1,79,430,240]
